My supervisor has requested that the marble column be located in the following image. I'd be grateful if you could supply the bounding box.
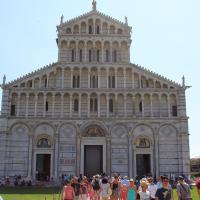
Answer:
[17,93,20,116]
[28,135,33,178]
[25,94,29,118]
[98,68,100,88]
[168,94,171,118]
[54,134,59,180]
[132,70,134,88]
[87,95,90,117]
[43,94,47,117]
[88,68,90,88]
[106,137,111,176]
[106,94,109,118]
[150,95,153,117]
[141,95,144,117]
[61,68,65,89]
[123,68,126,88]
[34,95,38,117]
[128,134,133,178]
[52,94,55,117]
[76,136,81,175]
[70,94,72,117]
[115,68,118,88]
[61,94,64,118]
[155,135,159,179]
[98,94,100,117]
[124,95,127,117]
[79,95,81,118]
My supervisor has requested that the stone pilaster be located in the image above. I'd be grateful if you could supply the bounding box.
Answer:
[1,88,10,116]
[106,137,111,176]
[178,89,187,117]
[28,135,33,178]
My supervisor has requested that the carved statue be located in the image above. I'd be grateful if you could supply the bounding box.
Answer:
[92,0,97,11]
[182,75,185,87]
[60,15,64,24]
[125,16,128,25]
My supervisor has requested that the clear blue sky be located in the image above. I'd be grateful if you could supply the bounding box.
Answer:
[0,0,199,157]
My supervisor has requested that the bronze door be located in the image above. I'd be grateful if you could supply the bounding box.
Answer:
[36,154,50,181]
[136,154,151,176]
[84,145,103,177]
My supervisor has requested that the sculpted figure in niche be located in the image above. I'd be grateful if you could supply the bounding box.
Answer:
[136,138,150,148]
[83,127,104,137]
[37,138,51,148]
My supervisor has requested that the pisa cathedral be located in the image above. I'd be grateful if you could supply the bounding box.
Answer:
[0,1,190,181]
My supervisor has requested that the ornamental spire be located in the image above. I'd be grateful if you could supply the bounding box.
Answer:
[92,0,97,11]
[3,75,6,85]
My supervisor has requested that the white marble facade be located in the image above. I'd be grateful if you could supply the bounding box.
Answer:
[0,1,190,181]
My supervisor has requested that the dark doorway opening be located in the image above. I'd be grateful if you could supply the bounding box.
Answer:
[36,154,50,181]
[136,154,151,176]
[84,145,103,177]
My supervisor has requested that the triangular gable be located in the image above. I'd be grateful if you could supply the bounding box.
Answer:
[57,10,131,31]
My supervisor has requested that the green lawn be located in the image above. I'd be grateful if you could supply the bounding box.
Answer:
[0,187,61,200]
[0,187,199,200]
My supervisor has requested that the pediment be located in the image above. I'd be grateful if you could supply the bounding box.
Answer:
[57,10,131,35]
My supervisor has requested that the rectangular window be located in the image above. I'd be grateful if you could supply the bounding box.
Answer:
[79,49,82,62]
[89,50,92,62]
[172,106,177,116]
[45,101,48,111]
[72,49,75,62]
[97,50,100,62]
[11,105,15,116]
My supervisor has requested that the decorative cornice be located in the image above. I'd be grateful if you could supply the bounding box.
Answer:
[7,62,58,86]
[131,63,182,87]
[57,10,131,30]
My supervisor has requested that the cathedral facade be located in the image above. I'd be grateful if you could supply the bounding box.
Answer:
[0,1,190,181]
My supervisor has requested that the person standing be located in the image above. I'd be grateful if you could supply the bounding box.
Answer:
[176,176,191,200]
[147,177,157,200]
[127,178,137,200]
[196,178,200,198]
[111,176,121,200]
[139,181,150,200]
[63,180,75,200]
[101,177,111,200]
[155,176,174,200]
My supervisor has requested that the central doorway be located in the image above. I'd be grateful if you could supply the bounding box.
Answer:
[36,154,50,181]
[136,154,151,176]
[84,145,103,177]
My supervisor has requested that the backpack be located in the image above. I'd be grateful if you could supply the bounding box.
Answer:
[93,179,100,191]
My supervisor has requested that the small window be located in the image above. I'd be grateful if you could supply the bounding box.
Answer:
[172,106,177,116]
[74,99,79,112]
[109,99,113,113]
[90,98,98,112]
[112,76,115,88]
[139,101,142,112]
[44,78,47,88]
[71,49,75,62]
[45,101,48,111]
[11,105,16,116]
[89,25,92,34]
[96,26,100,34]
[106,50,109,62]
[97,50,100,62]
[79,49,82,62]
[113,50,117,62]
[89,49,92,62]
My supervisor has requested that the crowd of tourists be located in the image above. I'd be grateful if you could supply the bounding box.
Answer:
[62,174,198,200]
